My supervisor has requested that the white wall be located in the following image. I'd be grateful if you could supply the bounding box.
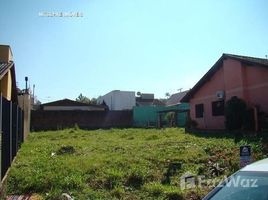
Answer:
[97,90,136,110]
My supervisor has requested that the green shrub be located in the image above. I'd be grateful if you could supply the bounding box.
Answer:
[185,118,198,129]
[259,111,268,130]
[74,123,80,130]
[225,96,254,131]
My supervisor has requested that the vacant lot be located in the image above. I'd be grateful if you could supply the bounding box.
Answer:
[6,128,267,200]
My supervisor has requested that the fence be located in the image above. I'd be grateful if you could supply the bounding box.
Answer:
[31,110,133,131]
[0,96,24,180]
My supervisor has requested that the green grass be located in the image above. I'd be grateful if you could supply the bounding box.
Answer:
[6,128,268,200]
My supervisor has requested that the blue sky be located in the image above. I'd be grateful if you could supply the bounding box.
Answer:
[1,0,268,103]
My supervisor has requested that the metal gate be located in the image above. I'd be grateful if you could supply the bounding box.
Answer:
[0,95,24,180]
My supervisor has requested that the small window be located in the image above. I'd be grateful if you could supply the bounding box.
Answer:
[195,104,204,118]
[212,100,224,116]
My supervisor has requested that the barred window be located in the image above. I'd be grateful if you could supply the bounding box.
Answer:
[195,104,204,118]
[212,100,224,116]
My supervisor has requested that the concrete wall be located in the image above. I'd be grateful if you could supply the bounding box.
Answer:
[97,90,136,110]
[18,94,31,139]
[190,58,268,129]
[31,110,133,131]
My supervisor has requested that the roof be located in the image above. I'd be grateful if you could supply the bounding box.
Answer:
[0,61,14,79]
[0,61,18,102]
[181,53,268,102]
[166,91,189,106]
[240,158,268,172]
[136,98,165,106]
[42,99,107,108]
[225,53,268,67]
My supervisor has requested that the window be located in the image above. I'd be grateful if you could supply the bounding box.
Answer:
[207,171,268,200]
[212,100,224,116]
[195,104,204,118]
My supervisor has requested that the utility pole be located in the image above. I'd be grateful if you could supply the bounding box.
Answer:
[33,84,35,104]
[25,76,28,94]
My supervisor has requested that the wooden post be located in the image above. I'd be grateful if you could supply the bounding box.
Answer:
[157,114,162,128]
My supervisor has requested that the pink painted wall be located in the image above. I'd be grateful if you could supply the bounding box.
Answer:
[243,65,268,113]
[190,66,225,129]
[190,58,268,129]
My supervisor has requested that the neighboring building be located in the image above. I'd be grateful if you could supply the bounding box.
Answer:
[166,90,189,106]
[0,45,18,102]
[41,98,107,111]
[136,93,165,106]
[181,53,268,130]
[97,90,136,110]
[133,92,189,128]
[133,104,189,128]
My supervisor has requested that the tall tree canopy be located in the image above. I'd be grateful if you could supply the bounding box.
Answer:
[76,93,97,105]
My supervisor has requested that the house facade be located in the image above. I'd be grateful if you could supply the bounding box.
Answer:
[133,91,189,128]
[182,54,268,130]
[0,45,17,102]
[97,90,136,110]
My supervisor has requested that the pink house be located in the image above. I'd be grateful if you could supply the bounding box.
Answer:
[181,54,268,130]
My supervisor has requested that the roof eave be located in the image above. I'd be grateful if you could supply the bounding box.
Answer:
[0,61,13,79]
[181,55,225,102]
[182,53,268,102]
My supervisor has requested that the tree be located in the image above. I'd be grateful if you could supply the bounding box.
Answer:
[76,93,97,105]
[165,112,176,127]
[165,92,170,99]
[224,96,253,131]
[90,98,97,105]
[76,93,90,104]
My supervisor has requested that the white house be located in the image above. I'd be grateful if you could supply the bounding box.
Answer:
[97,90,136,110]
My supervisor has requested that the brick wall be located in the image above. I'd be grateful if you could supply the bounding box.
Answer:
[31,110,133,131]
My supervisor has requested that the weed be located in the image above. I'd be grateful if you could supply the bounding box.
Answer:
[56,146,75,155]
